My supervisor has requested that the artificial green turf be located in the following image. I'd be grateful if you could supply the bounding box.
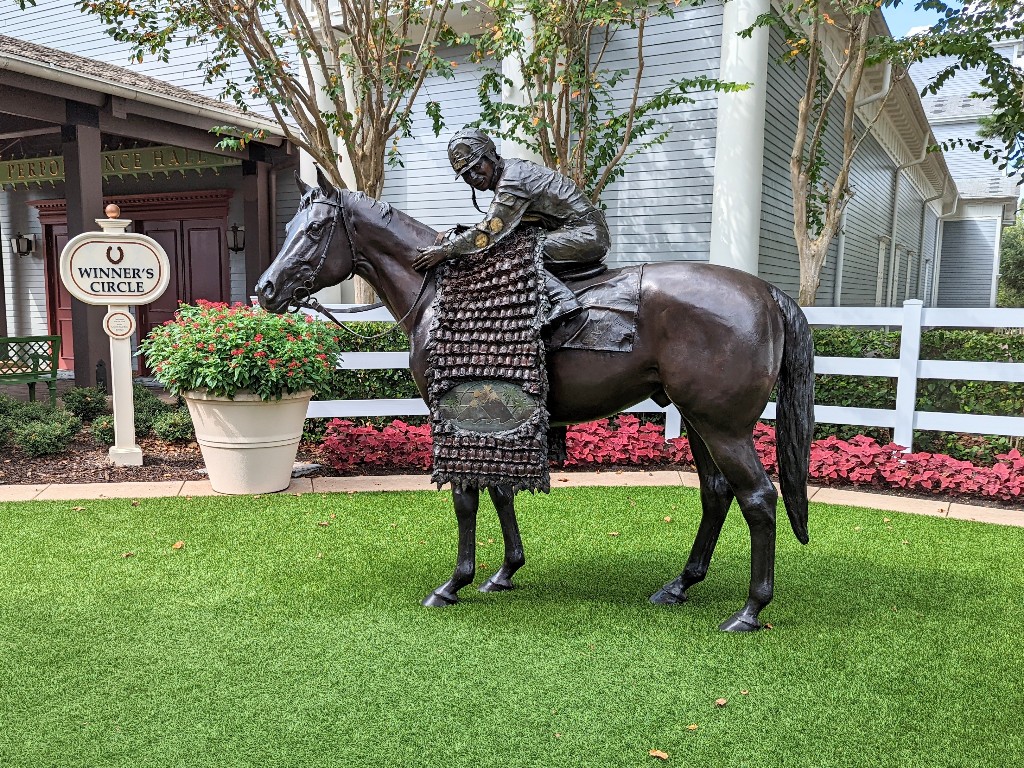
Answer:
[0,487,1021,768]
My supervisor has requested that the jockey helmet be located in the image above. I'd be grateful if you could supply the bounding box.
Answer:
[448,128,498,178]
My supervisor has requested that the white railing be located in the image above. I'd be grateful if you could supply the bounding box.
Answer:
[305,300,1024,452]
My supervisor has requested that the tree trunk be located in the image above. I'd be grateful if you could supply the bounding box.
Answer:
[797,238,830,306]
[353,277,377,304]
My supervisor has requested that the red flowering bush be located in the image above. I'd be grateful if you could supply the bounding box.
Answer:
[317,415,1024,502]
[140,300,342,400]
[320,419,432,471]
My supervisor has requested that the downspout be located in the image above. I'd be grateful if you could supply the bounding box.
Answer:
[931,193,960,306]
[855,61,893,108]
[916,178,947,304]
[886,144,929,305]
[832,209,847,306]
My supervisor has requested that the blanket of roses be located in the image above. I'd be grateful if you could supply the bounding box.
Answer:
[319,415,1024,503]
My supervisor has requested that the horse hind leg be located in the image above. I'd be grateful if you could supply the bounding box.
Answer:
[479,484,526,593]
[699,429,779,632]
[650,424,734,606]
[422,486,479,607]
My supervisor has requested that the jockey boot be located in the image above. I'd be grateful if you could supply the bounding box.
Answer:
[542,271,588,349]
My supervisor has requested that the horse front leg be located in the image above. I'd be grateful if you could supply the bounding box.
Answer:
[479,485,525,593]
[422,486,479,607]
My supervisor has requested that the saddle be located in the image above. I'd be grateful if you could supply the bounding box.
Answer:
[556,265,643,354]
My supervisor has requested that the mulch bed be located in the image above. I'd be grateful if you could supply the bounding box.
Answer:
[0,433,326,486]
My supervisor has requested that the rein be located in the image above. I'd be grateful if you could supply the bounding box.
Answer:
[288,190,432,340]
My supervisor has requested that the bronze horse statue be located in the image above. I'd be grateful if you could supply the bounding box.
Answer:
[256,171,815,632]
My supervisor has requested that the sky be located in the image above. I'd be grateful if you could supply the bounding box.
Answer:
[882,2,946,37]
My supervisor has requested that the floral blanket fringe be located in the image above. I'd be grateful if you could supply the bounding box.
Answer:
[426,228,551,493]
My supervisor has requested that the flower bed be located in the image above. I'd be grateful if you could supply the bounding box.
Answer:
[319,415,1024,503]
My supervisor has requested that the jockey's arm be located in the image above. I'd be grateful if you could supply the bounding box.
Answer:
[413,193,530,271]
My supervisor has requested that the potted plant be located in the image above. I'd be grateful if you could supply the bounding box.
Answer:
[141,300,341,494]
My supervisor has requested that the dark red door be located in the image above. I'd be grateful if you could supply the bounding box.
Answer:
[45,225,74,370]
[138,219,184,341]
[136,219,228,370]
[183,219,229,304]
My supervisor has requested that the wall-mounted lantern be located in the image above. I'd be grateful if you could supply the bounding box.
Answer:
[10,232,34,256]
[227,224,245,253]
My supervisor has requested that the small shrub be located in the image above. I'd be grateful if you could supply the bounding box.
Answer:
[15,400,57,423]
[91,415,115,445]
[62,386,110,421]
[152,409,194,443]
[133,384,171,436]
[13,411,81,457]
[0,394,22,419]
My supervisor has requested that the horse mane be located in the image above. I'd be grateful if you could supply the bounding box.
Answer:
[299,185,393,225]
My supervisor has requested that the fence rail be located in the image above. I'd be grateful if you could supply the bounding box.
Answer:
[305,300,1024,452]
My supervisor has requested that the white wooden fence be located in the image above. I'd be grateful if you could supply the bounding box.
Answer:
[304,300,1024,453]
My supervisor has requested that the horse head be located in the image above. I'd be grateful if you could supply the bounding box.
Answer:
[256,168,354,313]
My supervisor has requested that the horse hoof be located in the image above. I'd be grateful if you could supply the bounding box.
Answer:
[478,578,513,593]
[422,591,458,608]
[718,612,762,632]
[649,586,688,606]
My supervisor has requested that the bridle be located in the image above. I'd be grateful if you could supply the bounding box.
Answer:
[286,190,430,340]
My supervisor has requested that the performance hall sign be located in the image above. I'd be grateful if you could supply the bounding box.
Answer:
[0,145,241,189]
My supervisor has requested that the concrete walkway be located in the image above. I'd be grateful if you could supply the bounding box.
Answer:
[1,469,1021,527]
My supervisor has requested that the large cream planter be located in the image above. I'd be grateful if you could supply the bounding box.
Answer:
[183,389,313,494]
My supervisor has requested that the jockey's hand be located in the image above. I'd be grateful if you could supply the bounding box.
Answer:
[413,245,450,272]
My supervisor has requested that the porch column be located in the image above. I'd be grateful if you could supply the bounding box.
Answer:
[500,11,544,163]
[0,222,8,336]
[242,157,272,298]
[62,101,108,387]
[708,0,771,274]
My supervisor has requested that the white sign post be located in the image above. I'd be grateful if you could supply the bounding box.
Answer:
[60,204,170,466]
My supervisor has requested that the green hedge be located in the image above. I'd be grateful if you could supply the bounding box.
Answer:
[317,323,1024,463]
[814,327,1024,462]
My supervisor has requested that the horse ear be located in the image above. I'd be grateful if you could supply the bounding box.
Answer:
[316,166,335,196]
[294,170,312,197]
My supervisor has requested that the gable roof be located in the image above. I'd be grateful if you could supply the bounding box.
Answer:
[0,34,282,137]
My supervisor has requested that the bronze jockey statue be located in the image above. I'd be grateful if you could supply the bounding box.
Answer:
[412,128,611,347]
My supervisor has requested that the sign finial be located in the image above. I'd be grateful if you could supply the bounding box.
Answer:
[104,203,121,219]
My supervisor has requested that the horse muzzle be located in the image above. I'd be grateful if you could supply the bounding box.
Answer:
[255,275,288,314]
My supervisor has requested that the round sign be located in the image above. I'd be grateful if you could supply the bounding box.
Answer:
[103,309,136,340]
[60,231,170,306]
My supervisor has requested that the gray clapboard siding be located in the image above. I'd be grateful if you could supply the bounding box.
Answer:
[892,173,925,301]
[760,25,917,306]
[380,45,498,231]
[0,187,48,335]
[937,219,997,307]
[920,206,939,304]
[276,172,301,251]
[930,122,1000,182]
[759,24,842,301]
[593,3,724,266]
[383,2,725,266]
[839,135,895,306]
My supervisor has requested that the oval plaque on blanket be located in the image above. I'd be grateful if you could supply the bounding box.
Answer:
[437,380,539,433]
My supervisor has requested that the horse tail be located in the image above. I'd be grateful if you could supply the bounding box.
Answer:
[769,284,814,545]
